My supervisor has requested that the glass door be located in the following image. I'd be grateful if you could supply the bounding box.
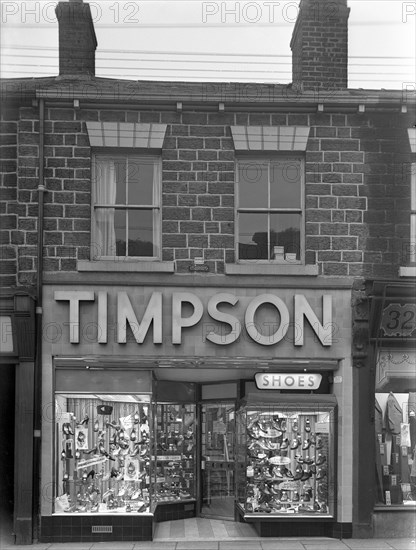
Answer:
[200,403,235,519]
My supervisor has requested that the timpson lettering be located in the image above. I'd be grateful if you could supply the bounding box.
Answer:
[54,291,333,347]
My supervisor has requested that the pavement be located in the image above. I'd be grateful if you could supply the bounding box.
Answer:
[0,539,415,550]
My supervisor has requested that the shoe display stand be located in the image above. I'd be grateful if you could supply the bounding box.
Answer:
[152,403,196,504]
[235,401,336,519]
[55,396,153,515]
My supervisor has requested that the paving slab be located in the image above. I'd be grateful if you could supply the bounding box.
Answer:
[219,542,262,550]
[260,541,305,550]
[176,543,219,550]
[343,541,393,549]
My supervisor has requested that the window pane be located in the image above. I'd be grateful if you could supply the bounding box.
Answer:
[238,162,268,208]
[270,160,302,208]
[114,209,126,256]
[128,209,155,257]
[114,157,127,205]
[128,159,154,206]
[238,213,268,260]
[270,213,301,261]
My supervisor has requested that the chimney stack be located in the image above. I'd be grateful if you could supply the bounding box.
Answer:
[55,0,97,77]
[290,0,350,91]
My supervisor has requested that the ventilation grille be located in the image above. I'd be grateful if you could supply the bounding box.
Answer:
[92,526,113,533]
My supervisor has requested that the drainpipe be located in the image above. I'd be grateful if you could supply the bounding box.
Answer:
[33,97,45,540]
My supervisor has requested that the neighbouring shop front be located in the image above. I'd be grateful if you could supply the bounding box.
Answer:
[368,280,416,537]
[40,276,353,541]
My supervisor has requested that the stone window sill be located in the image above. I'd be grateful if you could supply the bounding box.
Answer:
[225,263,319,276]
[399,266,416,277]
[77,260,175,273]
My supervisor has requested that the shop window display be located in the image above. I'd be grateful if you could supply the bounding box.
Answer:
[236,402,335,517]
[54,394,152,514]
[153,403,196,502]
[375,392,416,506]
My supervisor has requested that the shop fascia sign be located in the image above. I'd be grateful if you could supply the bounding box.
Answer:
[255,372,322,390]
[54,290,333,347]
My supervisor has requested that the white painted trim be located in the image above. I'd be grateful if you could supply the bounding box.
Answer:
[399,266,416,277]
[225,263,319,276]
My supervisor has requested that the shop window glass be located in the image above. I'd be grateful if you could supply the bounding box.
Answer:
[236,403,336,517]
[410,165,416,264]
[54,393,153,514]
[237,158,304,262]
[374,389,416,506]
[92,155,161,260]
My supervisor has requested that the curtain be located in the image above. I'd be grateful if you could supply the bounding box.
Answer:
[94,158,116,257]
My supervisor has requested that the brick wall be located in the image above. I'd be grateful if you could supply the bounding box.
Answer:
[0,106,19,286]
[3,103,414,282]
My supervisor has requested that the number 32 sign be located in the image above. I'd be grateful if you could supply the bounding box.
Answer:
[381,303,416,337]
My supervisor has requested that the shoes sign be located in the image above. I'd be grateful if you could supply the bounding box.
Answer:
[255,372,322,390]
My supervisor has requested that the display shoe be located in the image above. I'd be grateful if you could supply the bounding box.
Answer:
[265,440,280,451]
[134,412,140,424]
[140,413,148,425]
[315,436,324,450]
[93,419,99,432]
[67,424,74,435]
[140,445,149,457]
[304,418,311,432]
[269,499,282,511]
[75,450,81,460]
[61,450,67,460]
[127,462,136,477]
[87,470,95,480]
[303,491,311,502]
[293,465,304,481]
[90,503,99,513]
[131,489,142,500]
[316,467,327,480]
[137,502,148,513]
[284,467,294,479]
[130,428,137,442]
[290,437,300,450]
[313,501,321,512]
[309,464,317,474]
[280,491,288,502]
[270,485,282,498]
[62,423,70,435]
[64,505,78,513]
[292,418,299,432]
[272,466,284,479]
[302,439,311,451]
[81,470,88,481]
[110,467,119,479]
[301,470,312,481]
[103,488,114,500]
[316,454,326,466]
[280,438,289,450]
[63,472,69,481]
[258,502,272,513]
[293,491,300,502]
[116,471,124,481]
[118,486,126,497]
[79,415,89,426]
[246,501,255,513]
[320,503,328,513]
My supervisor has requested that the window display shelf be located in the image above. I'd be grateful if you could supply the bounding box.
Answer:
[153,403,196,504]
[236,401,336,518]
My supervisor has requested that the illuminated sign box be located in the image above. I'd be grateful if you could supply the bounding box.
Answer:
[255,372,322,391]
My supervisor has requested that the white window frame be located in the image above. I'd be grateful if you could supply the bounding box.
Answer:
[235,155,305,264]
[91,153,161,261]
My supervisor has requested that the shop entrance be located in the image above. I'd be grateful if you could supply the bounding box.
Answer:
[200,403,235,519]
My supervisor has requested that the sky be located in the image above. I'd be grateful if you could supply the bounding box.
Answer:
[0,0,415,89]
